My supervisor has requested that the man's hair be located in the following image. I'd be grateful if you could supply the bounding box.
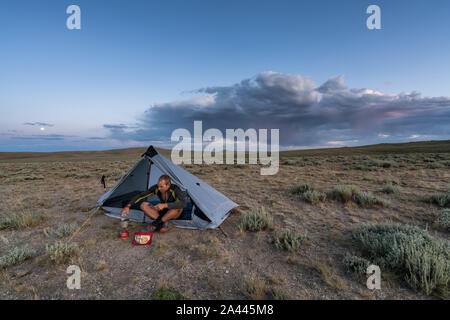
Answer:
[158,174,171,185]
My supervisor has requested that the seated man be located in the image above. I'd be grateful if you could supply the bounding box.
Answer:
[120,174,187,232]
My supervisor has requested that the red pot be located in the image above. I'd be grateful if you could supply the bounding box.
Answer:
[119,230,129,239]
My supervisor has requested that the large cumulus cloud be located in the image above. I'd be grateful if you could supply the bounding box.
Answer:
[104,71,450,148]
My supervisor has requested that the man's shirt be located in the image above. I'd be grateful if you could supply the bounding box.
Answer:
[128,184,187,209]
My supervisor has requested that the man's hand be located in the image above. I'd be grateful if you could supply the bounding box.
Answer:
[120,204,131,217]
[153,203,168,211]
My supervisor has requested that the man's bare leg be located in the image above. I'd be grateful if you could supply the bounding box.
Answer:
[140,202,159,219]
[161,208,183,223]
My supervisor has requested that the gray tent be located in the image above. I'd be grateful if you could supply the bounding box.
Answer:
[97,146,239,229]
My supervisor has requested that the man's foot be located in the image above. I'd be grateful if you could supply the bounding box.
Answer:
[159,221,174,233]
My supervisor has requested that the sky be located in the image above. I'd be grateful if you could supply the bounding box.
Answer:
[1,0,449,151]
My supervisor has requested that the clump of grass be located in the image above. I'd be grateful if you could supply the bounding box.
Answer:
[327,185,360,203]
[46,241,81,265]
[151,283,184,300]
[240,207,273,232]
[436,209,450,232]
[354,191,390,208]
[0,211,46,230]
[354,159,394,171]
[274,229,307,252]
[343,253,371,276]
[428,191,450,208]
[327,185,389,208]
[302,190,326,205]
[382,182,403,194]
[43,224,78,238]
[0,245,36,269]
[290,182,326,205]
[191,244,219,259]
[289,182,314,195]
[425,162,445,169]
[313,259,346,290]
[352,223,449,296]
[241,273,267,300]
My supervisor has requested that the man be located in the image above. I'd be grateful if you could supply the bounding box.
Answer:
[120,174,187,232]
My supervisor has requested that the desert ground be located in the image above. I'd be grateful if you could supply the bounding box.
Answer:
[0,140,449,300]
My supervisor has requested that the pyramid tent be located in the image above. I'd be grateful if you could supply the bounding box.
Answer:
[97,145,239,229]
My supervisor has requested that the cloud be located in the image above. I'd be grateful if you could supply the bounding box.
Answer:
[103,71,450,148]
[11,134,77,141]
[23,122,54,127]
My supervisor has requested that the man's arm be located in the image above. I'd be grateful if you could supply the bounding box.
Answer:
[167,187,187,209]
[127,185,158,207]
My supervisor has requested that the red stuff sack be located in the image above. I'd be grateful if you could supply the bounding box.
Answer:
[132,231,153,246]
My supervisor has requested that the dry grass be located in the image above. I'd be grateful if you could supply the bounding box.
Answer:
[313,259,346,291]
[0,141,449,299]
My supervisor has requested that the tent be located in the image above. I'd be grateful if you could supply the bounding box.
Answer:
[97,145,239,229]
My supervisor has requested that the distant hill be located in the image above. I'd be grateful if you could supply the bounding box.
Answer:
[0,140,449,163]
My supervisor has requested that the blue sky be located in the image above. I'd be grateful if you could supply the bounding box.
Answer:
[1,0,449,151]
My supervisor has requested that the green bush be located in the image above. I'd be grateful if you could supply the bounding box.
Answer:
[46,241,80,265]
[289,182,314,195]
[429,192,450,208]
[302,190,326,205]
[44,223,78,239]
[354,191,390,208]
[290,182,325,205]
[0,211,46,230]
[436,209,450,232]
[382,182,403,194]
[327,185,389,208]
[343,254,370,276]
[151,284,184,300]
[0,245,36,269]
[240,207,273,232]
[274,228,306,252]
[352,223,449,296]
[327,185,360,203]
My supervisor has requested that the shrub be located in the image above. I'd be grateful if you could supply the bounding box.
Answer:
[240,207,273,232]
[327,185,360,203]
[382,182,403,194]
[426,162,445,169]
[151,284,184,300]
[290,182,325,205]
[436,209,450,232]
[352,223,449,296]
[343,253,370,276]
[274,229,306,252]
[302,190,326,205]
[354,191,390,208]
[43,223,78,239]
[0,245,36,269]
[46,242,80,265]
[327,186,389,208]
[241,273,267,300]
[429,192,450,208]
[0,211,46,230]
[289,182,314,195]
